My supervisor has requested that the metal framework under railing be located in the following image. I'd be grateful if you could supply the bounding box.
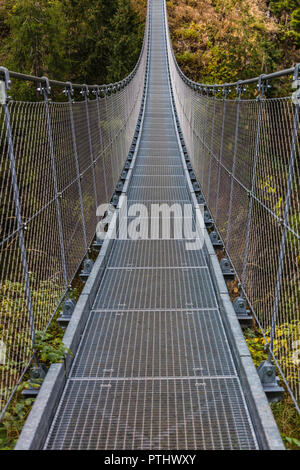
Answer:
[0,3,150,419]
[164,1,300,411]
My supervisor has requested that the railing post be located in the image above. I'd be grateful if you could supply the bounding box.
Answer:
[124,78,129,127]
[120,81,128,166]
[93,86,108,202]
[0,68,36,351]
[64,82,88,258]
[122,81,127,165]
[241,75,266,292]
[215,85,229,221]
[207,87,216,204]
[115,83,123,174]
[39,77,69,298]
[202,87,209,189]
[104,85,115,189]
[226,82,243,250]
[268,65,300,360]
[198,85,205,185]
[109,84,118,184]
[81,84,98,210]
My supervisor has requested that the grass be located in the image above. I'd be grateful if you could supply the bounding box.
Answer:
[0,244,100,450]
[244,327,300,450]
[271,398,300,450]
[0,265,84,450]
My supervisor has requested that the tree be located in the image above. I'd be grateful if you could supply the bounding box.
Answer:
[59,0,143,85]
[269,0,300,45]
[106,0,144,83]
[5,0,68,78]
[1,0,144,95]
[291,8,300,39]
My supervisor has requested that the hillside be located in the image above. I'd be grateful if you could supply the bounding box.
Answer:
[1,0,298,90]
[0,0,145,88]
[166,0,300,85]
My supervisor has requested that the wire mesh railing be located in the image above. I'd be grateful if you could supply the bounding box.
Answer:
[164,1,300,411]
[0,3,150,419]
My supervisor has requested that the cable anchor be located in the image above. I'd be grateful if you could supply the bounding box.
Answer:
[257,74,270,100]
[0,66,11,104]
[292,63,300,105]
[80,84,89,98]
[63,81,74,98]
[37,76,51,95]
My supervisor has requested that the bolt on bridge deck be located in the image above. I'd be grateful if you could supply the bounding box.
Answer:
[41,0,281,450]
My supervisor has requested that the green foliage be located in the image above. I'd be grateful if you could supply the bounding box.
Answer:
[244,328,268,367]
[0,325,70,450]
[0,393,34,449]
[269,0,300,46]
[4,0,68,77]
[0,285,78,450]
[0,0,144,92]
[167,0,298,90]
[0,278,60,378]
[245,326,300,450]
[33,330,72,365]
[53,0,144,85]
[266,320,300,385]
[106,0,145,83]
[271,397,300,449]
[0,278,77,416]
[291,8,300,37]
[269,0,298,15]
[245,320,300,387]
[284,436,300,448]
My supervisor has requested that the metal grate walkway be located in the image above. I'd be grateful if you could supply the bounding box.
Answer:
[44,0,261,450]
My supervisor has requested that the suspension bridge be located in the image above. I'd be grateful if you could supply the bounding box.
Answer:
[1,0,299,450]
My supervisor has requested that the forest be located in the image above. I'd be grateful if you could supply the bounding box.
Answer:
[0,0,146,87]
[167,0,300,85]
[0,1,299,89]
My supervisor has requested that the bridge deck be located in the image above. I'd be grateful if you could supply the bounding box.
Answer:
[43,0,262,450]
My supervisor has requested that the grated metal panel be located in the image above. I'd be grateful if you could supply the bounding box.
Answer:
[146,110,173,115]
[119,212,199,241]
[93,267,217,310]
[118,215,200,240]
[136,156,180,164]
[134,165,183,175]
[145,113,174,118]
[125,201,193,215]
[130,175,187,187]
[141,134,177,141]
[139,140,178,149]
[137,148,182,156]
[71,310,236,378]
[127,186,190,201]
[108,240,206,267]
[141,124,175,130]
[45,378,258,450]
